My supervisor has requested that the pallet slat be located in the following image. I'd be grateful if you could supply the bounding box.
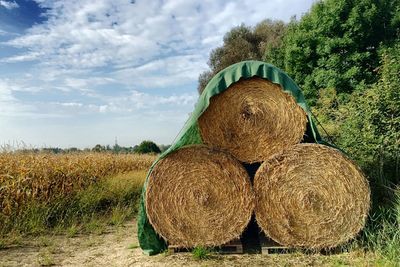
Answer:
[259,233,292,255]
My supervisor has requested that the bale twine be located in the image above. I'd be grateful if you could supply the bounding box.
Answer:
[254,143,370,249]
[198,77,307,163]
[146,145,255,247]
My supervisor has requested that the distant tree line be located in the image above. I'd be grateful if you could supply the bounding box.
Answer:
[198,0,400,203]
[13,140,169,155]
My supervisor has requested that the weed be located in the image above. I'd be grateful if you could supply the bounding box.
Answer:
[0,239,5,249]
[110,206,131,226]
[67,225,79,238]
[192,246,213,260]
[84,219,106,235]
[37,251,56,266]
[38,236,54,247]
[331,257,349,266]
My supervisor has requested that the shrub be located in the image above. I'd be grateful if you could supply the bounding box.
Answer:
[134,141,161,154]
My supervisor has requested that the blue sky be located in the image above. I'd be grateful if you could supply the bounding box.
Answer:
[0,0,314,148]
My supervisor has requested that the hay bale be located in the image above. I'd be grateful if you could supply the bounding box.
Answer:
[146,145,254,247]
[198,77,307,163]
[254,143,370,249]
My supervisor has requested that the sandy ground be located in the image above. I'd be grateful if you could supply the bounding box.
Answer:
[0,220,377,267]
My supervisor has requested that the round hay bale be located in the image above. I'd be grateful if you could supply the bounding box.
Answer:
[198,77,307,163]
[146,145,254,247]
[254,143,370,249]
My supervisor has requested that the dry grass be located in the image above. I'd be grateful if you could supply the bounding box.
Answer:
[146,145,254,247]
[0,152,155,216]
[198,77,307,163]
[0,169,148,237]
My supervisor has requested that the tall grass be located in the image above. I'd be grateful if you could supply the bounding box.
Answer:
[358,187,400,265]
[0,170,147,237]
[0,152,155,216]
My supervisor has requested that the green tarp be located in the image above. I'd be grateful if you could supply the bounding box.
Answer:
[137,60,326,255]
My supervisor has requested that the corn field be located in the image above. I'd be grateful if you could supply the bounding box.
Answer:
[0,152,156,216]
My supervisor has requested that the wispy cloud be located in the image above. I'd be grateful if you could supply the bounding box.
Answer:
[113,54,207,88]
[0,51,43,63]
[0,79,36,116]
[47,90,197,114]
[0,0,19,10]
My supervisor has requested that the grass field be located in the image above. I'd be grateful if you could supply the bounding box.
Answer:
[0,152,399,266]
[0,152,155,238]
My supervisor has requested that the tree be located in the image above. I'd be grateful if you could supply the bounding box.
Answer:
[198,20,287,94]
[134,141,161,154]
[274,0,400,104]
[92,144,106,152]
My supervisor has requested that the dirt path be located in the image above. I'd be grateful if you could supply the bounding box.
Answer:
[0,220,376,267]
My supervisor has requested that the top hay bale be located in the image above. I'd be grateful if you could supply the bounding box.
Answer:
[198,77,307,163]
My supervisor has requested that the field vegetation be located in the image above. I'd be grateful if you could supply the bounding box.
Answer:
[0,152,155,241]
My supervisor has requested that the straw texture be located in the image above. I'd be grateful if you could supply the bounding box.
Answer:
[198,77,307,163]
[254,143,370,249]
[146,145,254,247]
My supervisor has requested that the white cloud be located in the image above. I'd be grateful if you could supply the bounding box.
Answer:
[0,29,19,37]
[64,77,116,90]
[0,79,14,102]
[0,51,43,63]
[113,54,207,88]
[2,0,313,77]
[48,89,197,114]
[57,102,84,107]
[0,79,35,116]
[0,0,19,10]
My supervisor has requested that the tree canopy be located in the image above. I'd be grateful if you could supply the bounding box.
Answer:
[267,0,400,103]
[197,20,287,93]
[134,140,161,154]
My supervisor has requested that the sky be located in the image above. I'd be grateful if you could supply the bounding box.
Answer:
[0,0,315,149]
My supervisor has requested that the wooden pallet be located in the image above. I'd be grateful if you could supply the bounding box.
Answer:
[219,238,243,254]
[168,238,243,254]
[167,246,190,254]
[259,233,292,255]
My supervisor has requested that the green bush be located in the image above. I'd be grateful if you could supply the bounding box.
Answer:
[313,42,400,202]
[134,140,161,154]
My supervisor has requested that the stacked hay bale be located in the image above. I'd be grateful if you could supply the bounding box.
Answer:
[254,144,370,249]
[146,145,254,247]
[197,77,370,249]
[139,61,370,254]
